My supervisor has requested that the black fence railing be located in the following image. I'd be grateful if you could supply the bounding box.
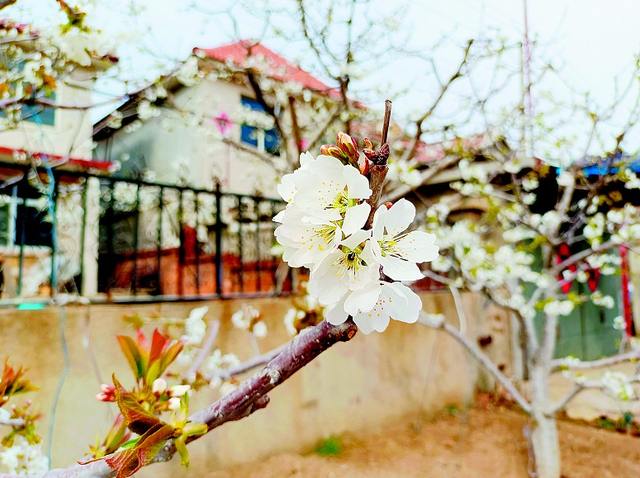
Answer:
[0,161,292,303]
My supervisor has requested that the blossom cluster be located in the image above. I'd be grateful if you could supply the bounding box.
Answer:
[274,141,439,334]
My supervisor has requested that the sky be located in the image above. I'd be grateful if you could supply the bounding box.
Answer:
[10,0,640,155]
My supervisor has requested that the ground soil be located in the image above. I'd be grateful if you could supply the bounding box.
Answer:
[207,406,640,478]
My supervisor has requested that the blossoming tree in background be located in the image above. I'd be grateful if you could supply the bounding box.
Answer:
[417,135,640,478]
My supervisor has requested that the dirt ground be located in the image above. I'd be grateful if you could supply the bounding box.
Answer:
[207,406,640,478]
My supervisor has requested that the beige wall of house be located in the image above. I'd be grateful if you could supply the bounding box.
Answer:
[0,72,96,160]
[95,74,318,198]
[0,291,511,475]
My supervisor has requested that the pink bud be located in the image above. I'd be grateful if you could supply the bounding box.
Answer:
[359,158,370,176]
[336,132,359,162]
[320,144,346,160]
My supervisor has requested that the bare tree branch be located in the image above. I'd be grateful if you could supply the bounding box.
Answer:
[551,350,640,373]
[182,320,220,381]
[418,310,532,414]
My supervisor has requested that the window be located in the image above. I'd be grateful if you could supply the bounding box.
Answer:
[0,60,56,126]
[0,184,52,248]
[240,96,280,155]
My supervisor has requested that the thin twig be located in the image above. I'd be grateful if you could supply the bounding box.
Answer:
[183,320,220,380]
[419,311,532,414]
[551,349,640,373]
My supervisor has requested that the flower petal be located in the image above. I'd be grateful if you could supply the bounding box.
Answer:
[395,231,440,263]
[385,282,422,323]
[343,281,381,316]
[353,313,377,334]
[343,164,372,200]
[380,255,424,281]
[342,203,371,236]
[385,199,415,236]
[324,297,349,325]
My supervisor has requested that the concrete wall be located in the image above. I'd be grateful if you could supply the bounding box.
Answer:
[0,291,504,476]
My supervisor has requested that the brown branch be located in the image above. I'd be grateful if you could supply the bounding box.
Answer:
[365,100,392,227]
[45,320,358,478]
[0,0,17,10]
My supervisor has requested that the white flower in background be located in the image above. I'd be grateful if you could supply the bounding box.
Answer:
[591,291,615,309]
[543,300,574,317]
[371,199,439,281]
[252,321,268,338]
[307,229,379,305]
[325,281,423,334]
[203,350,241,379]
[181,306,208,345]
[602,372,634,400]
[231,305,260,330]
[0,436,49,476]
[152,378,168,394]
[167,397,181,412]
[170,385,190,397]
[556,171,574,187]
[613,316,626,331]
[284,309,299,336]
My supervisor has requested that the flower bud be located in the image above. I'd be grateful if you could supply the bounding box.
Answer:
[320,144,346,160]
[167,397,181,412]
[96,384,116,402]
[170,384,191,397]
[152,378,168,395]
[364,137,373,150]
[359,158,370,176]
[337,132,359,163]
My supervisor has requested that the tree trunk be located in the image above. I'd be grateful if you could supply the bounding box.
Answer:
[529,365,561,478]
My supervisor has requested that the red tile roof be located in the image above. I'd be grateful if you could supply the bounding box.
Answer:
[195,40,341,99]
[0,146,115,172]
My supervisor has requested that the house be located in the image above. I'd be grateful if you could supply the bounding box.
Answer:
[0,19,117,299]
[93,40,349,197]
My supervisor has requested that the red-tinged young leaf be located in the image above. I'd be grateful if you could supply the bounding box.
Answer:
[104,423,175,478]
[117,336,147,381]
[149,329,170,364]
[112,375,161,436]
[158,341,184,375]
[136,329,149,350]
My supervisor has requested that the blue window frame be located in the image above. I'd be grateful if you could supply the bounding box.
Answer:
[240,96,280,155]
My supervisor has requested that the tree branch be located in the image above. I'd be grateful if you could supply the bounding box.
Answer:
[549,374,640,415]
[551,350,640,373]
[418,311,531,414]
[0,0,17,10]
[45,320,358,478]
[182,320,220,381]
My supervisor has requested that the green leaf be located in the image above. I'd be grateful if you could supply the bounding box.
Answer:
[174,435,189,468]
[117,336,147,381]
[182,422,207,438]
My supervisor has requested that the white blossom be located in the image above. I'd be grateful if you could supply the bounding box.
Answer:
[325,282,423,334]
[371,199,439,281]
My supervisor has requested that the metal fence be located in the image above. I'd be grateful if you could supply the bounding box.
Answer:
[0,161,292,304]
